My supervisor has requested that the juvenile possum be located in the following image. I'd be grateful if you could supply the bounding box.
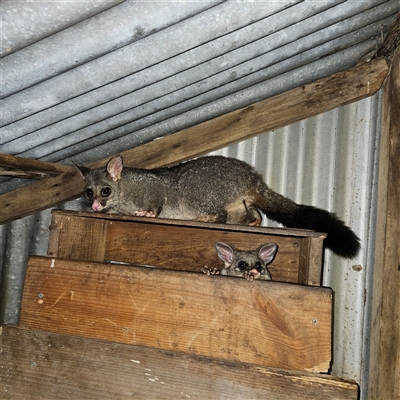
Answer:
[214,242,278,281]
[76,155,360,259]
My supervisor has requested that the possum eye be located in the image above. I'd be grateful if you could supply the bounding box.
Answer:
[101,187,111,197]
[255,261,263,271]
[238,261,248,271]
[85,188,93,199]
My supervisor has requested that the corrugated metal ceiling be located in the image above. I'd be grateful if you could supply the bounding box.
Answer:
[1,0,399,194]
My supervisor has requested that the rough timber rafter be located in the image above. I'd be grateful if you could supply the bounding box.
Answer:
[0,153,73,179]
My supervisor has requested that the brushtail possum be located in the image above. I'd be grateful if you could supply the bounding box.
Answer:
[214,242,277,280]
[76,155,360,258]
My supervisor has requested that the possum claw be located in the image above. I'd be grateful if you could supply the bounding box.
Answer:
[201,266,220,275]
[133,210,156,217]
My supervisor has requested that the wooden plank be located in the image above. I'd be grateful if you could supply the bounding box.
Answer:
[1,325,359,400]
[308,237,325,285]
[0,58,388,224]
[104,219,300,282]
[47,210,325,285]
[19,256,333,372]
[298,238,312,285]
[0,153,73,179]
[298,236,325,286]
[50,209,324,238]
[368,47,400,400]
[48,212,109,262]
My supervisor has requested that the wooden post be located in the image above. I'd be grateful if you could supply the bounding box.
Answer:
[368,46,400,399]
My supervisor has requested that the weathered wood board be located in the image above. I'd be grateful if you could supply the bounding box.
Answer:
[368,45,400,400]
[0,153,73,179]
[1,325,359,400]
[48,210,325,285]
[19,256,332,372]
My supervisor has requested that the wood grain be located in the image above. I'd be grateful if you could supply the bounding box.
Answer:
[1,325,358,400]
[0,58,388,224]
[48,210,325,285]
[368,47,400,400]
[19,256,332,372]
[0,153,73,179]
[0,168,86,224]
[48,211,109,262]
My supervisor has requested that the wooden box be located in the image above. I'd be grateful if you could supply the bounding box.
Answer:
[11,210,359,398]
[48,210,326,286]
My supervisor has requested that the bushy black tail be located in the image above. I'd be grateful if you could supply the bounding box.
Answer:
[259,191,360,259]
[293,204,359,258]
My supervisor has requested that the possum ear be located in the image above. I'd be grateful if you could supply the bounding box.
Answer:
[74,163,91,181]
[258,243,278,265]
[215,242,235,266]
[107,155,124,182]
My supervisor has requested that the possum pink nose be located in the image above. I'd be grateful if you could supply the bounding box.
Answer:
[92,200,103,211]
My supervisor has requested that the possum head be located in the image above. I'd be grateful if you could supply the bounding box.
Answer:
[76,155,123,212]
[215,242,277,280]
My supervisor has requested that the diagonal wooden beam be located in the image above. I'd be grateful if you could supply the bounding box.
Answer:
[0,58,388,224]
[0,153,73,179]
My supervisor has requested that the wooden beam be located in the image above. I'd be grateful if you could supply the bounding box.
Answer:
[1,325,359,400]
[0,58,388,224]
[117,58,388,169]
[368,47,400,400]
[0,153,73,179]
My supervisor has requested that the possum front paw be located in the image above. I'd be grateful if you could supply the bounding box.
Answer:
[201,266,220,276]
[133,210,157,217]
[243,269,261,281]
[196,215,220,223]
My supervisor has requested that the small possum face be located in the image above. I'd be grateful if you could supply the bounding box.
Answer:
[82,169,118,212]
[215,242,278,281]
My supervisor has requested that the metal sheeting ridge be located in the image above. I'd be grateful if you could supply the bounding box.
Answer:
[0,0,226,99]
[0,0,299,126]
[5,36,386,163]
[4,11,391,157]
[1,3,396,165]
[0,0,125,57]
